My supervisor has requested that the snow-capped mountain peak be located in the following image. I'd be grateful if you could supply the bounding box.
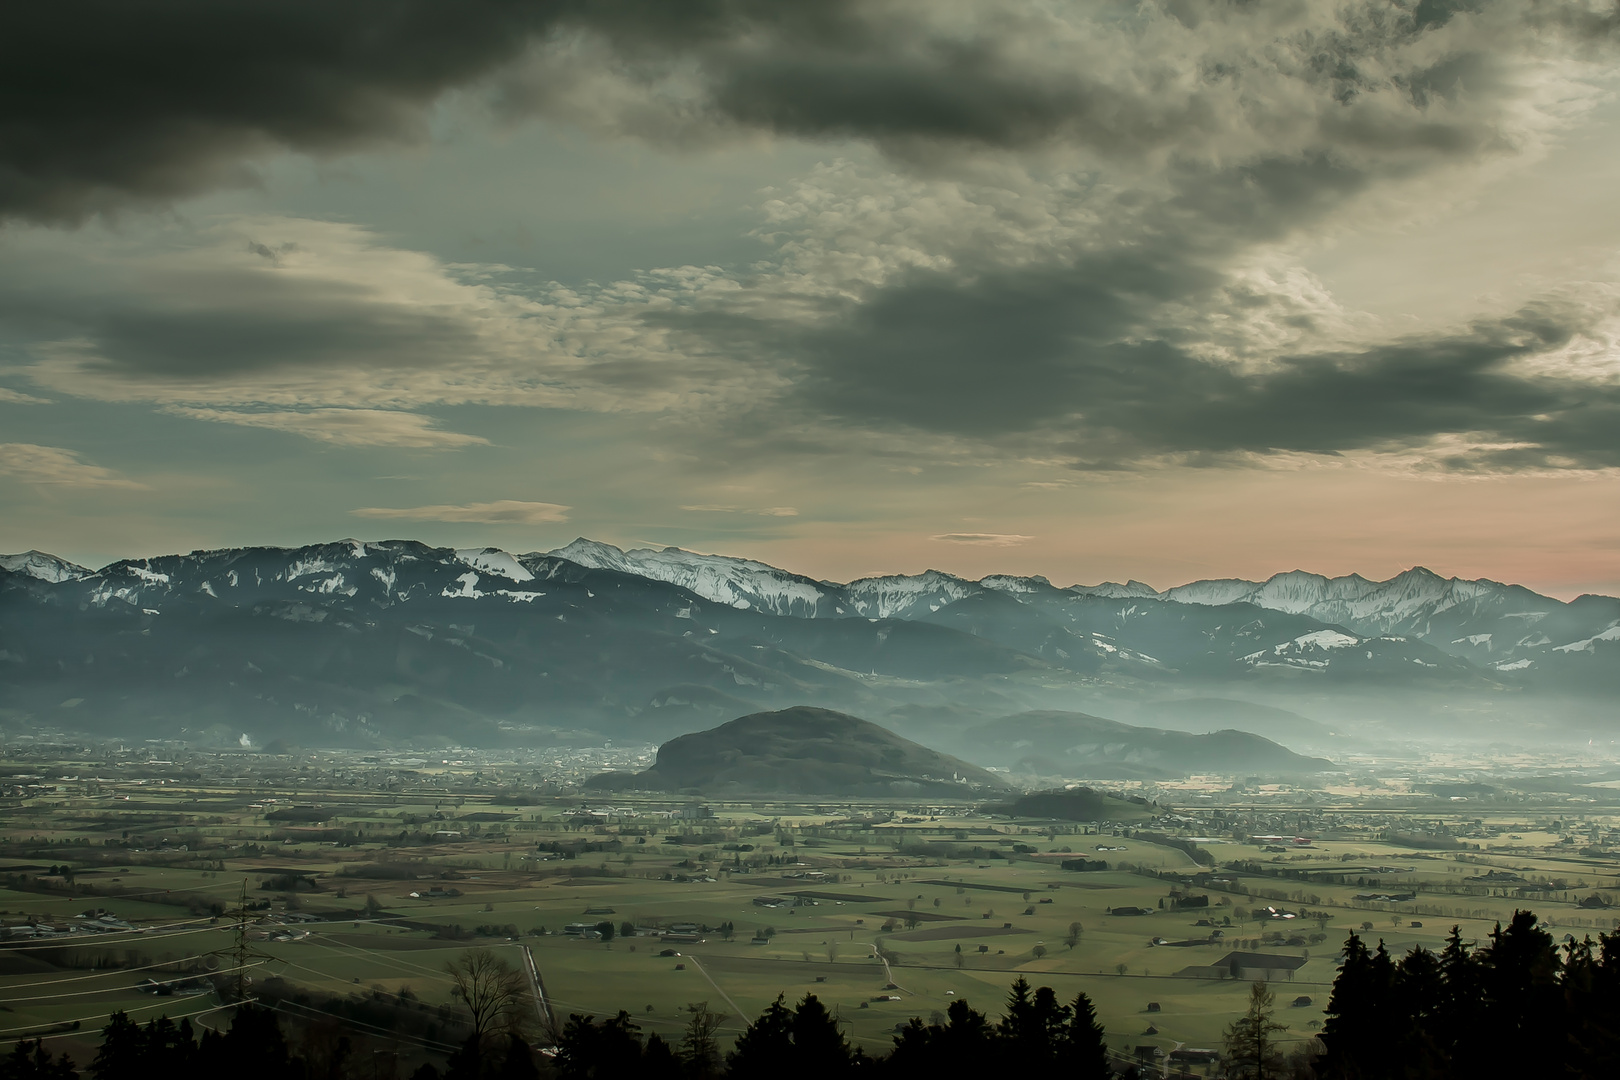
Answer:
[845,570,978,619]
[979,574,1053,594]
[0,550,92,583]
[548,538,643,575]
[1070,579,1161,599]
[546,538,831,617]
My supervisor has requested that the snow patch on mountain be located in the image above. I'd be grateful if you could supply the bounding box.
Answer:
[442,572,485,599]
[1242,628,1365,669]
[1293,630,1361,650]
[1553,625,1620,653]
[282,557,338,581]
[457,547,534,583]
[302,574,355,597]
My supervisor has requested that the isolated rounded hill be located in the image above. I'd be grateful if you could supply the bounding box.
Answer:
[632,706,1007,797]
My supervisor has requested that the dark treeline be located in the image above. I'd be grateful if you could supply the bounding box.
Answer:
[553,978,1110,1078]
[0,979,1109,1080]
[7,909,1619,1079]
[1318,910,1620,1079]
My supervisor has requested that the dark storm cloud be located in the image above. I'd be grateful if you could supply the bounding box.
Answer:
[784,254,1620,469]
[3,1,1591,223]
[0,1,871,222]
[0,2,568,223]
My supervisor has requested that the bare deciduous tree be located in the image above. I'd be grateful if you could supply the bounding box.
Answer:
[681,1000,727,1077]
[448,948,530,1049]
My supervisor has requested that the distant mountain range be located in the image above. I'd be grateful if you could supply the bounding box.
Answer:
[948,711,1336,779]
[555,539,1620,680]
[1,538,1615,752]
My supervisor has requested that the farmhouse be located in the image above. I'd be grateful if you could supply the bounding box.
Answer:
[1220,951,1309,981]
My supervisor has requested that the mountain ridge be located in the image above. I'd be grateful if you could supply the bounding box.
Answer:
[3,537,1615,747]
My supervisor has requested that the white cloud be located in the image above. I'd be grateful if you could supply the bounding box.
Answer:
[0,444,144,488]
[682,504,799,516]
[352,500,571,524]
[168,407,488,448]
[0,387,49,404]
[932,533,1033,546]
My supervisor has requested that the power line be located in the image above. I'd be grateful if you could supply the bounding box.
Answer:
[0,952,209,992]
[303,936,453,983]
[10,1001,241,1045]
[205,882,281,1002]
[0,970,217,1004]
[0,922,224,951]
[0,968,259,1035]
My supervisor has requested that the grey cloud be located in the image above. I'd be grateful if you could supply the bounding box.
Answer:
[0,219,508,394]
[6,2,1608,223]
[777,250,1620,470]
[0,2,572,223]
[81,288,478,377]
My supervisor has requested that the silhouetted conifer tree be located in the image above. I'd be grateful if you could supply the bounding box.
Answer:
[1480,910,1563,1077]
[1390,946,1445,1076]
[0,1040,76,1080]
[1057,992,1110,1079]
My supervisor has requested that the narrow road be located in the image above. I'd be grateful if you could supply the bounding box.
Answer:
[865,944,913,996]
[514,944,552,1032]
[682,953,744,1020]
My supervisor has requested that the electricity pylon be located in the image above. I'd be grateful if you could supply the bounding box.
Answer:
[207,880,279,1001]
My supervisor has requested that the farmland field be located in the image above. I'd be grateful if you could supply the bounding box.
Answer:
[5,746,1620,1071]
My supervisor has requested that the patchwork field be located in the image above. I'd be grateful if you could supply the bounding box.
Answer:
[7,760,1620,1071]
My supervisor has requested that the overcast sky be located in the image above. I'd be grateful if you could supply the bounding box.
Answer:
[2,1,1619,596]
